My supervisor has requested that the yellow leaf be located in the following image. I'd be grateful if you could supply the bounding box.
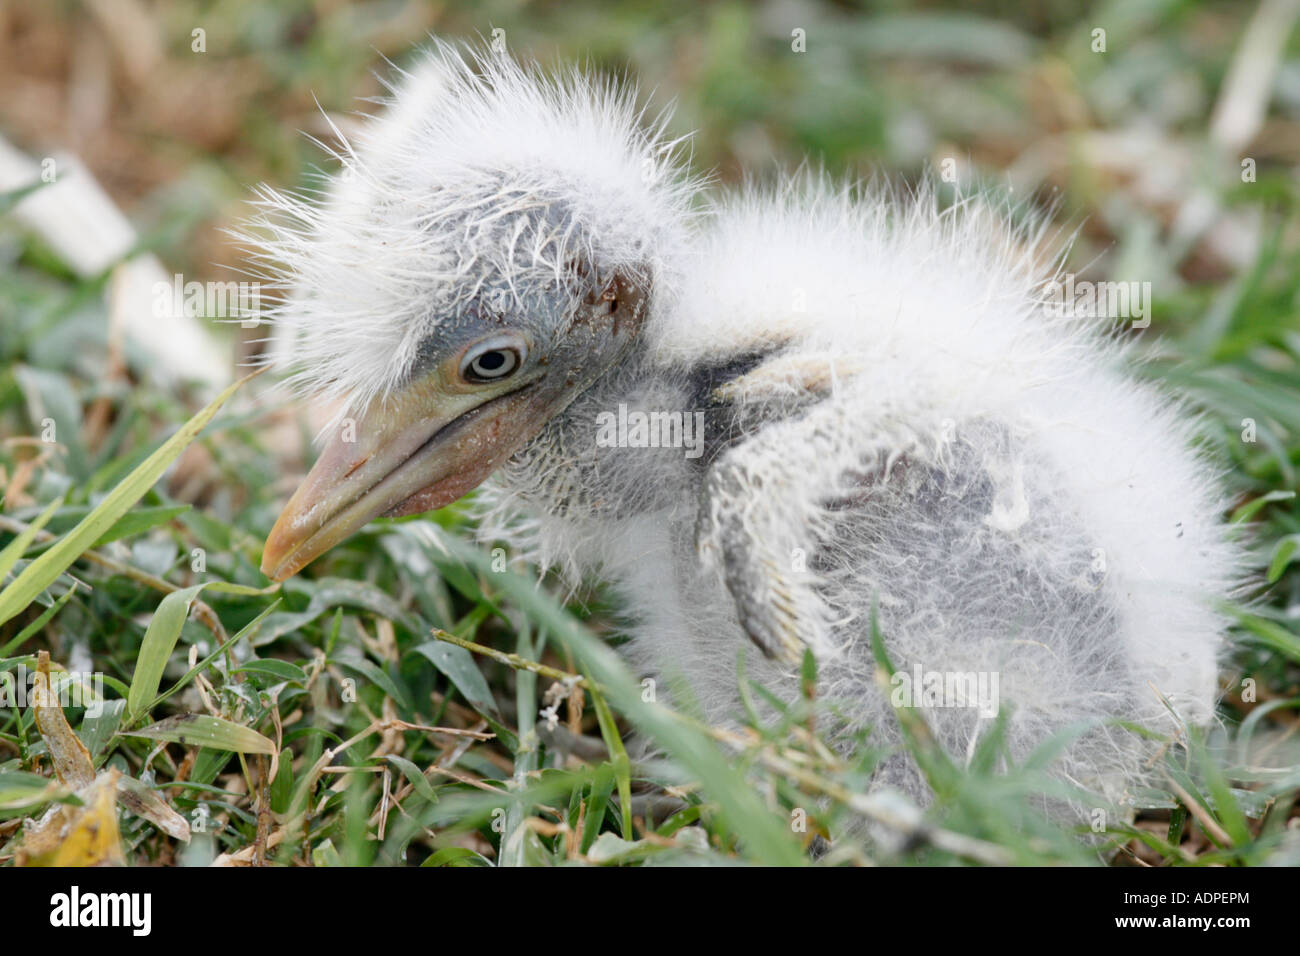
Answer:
[20,771,125,867]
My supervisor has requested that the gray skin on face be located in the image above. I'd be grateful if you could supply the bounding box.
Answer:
[382,265,654,516]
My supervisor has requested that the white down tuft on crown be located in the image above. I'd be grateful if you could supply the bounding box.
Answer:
[235,40,697,416]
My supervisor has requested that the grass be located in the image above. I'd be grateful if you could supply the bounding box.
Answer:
[0,0,1298,866]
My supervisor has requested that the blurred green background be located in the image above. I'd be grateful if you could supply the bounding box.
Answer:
[1,0,1298,867]
[0,0,1287,292]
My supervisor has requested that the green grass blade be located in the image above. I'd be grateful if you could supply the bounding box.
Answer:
[126,584,205,723]
[144,598,281,714]
[588,683,634,840]
[92,504,191,548]
[1228,607,1300,664]
[0,495,64,584]
[127,579,281,723]
[125,713,276,755]
[434,536,806,866]
[1266,534,1300,584]
[1229,490,1295,525]
[0,580,79,657]
[0,372,254,627]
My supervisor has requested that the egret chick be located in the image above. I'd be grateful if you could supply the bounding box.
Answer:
[252,44,1240,818]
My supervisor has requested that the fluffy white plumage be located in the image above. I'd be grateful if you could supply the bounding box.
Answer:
[254,43,1243,819]
[482,179,1242,806]
[242,42,696,417]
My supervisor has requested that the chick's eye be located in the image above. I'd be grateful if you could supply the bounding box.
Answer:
[462,347,521,383]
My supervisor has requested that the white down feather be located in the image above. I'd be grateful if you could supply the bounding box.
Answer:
[481,178,1243,809]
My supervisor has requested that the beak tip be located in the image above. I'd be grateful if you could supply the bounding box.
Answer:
[259,376,545,581]
[260,545,300,582]
[262,504,315,580]
[260,532,295,582]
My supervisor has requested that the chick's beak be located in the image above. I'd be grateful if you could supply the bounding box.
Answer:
[261,374,546,581]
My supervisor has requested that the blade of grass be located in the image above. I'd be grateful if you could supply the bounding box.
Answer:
[588,683,634,840]
[125,713,276,755]
[145,599,282,714]
[0,580,79,657]
[432,537,806,866]
[126,580,279,724]
[0,371,256,626]
[0,495,63,584]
